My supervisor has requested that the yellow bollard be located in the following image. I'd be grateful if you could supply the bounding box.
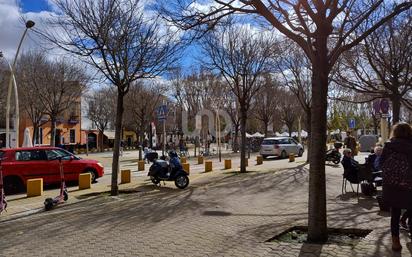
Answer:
[26,178,43,197]
[257,155,263,165]
[121,169,131,184]
[198,156,204,165]
[205,160,213,172]
[224,159,232,169]
[181,156,187,164]
[138,160,145,171]
[289,154,295,162]
[182,163,190,174]
[79,173,91,190]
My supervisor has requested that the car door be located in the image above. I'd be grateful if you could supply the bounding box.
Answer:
[15,150,50,184]
[45,149,81,182]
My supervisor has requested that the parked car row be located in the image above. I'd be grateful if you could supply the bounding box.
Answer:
[0,147,104,195]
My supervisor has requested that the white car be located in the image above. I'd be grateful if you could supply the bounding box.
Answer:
[260,137,304,159]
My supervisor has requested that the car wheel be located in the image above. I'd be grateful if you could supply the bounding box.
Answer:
[262,155,268,159]
[4,176,24,195]
[84,169,97,183]
[280,151,287,159]
[298,149,304,157]
[151,176,160,185]
[175,175,189,189]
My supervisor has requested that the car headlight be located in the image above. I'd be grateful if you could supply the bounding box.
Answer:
[97,162,104,168]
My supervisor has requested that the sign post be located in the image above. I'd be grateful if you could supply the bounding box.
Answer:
[157,105,168,156]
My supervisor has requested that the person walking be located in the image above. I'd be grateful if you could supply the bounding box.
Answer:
[344,131,357,156]
[380,123,412,251]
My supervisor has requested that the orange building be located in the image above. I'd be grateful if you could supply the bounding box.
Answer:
[18,100,82,147]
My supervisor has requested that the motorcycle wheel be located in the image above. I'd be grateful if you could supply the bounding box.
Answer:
[175,175,189,189]
[151,176,160,185]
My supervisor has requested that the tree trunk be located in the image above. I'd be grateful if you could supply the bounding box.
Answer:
[32,125,39,145]
[307,46,329,243]
[306,110,311,163]
[391,96,401,124]
[240,108,247,173]
[50,118,56,147]
[263,120,268,137]
[99,130,104,152]
[233,123,240,152]
[111,89,125,196]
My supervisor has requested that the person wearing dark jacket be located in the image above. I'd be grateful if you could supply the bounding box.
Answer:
[380,122,412,251]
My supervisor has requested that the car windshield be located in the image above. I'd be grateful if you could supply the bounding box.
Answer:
[262,139,279,145]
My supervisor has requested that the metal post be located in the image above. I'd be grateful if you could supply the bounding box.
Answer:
[163,120,166,156]
[5,21,35,148]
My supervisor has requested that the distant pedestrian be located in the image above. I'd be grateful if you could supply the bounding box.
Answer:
[344,131,357,156]
[380,122,412,251]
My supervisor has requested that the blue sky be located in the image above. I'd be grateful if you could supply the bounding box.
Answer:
[20,0,51,12]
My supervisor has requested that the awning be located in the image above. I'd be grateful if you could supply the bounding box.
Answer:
[103,131,115,140]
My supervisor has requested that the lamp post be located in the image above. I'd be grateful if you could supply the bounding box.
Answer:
[5,20,35,148]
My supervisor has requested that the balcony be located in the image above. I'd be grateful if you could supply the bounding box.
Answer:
[68,115,79,125]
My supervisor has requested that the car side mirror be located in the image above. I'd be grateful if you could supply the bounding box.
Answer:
[70,155,74,161]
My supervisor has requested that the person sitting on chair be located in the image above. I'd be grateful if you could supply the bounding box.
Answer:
[341,148,360,183]
[366,145,383,172]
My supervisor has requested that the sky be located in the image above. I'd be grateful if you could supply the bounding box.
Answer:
[0,0,199,71]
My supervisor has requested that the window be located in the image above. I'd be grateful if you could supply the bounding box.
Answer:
[70,129,76,144]
[291,139,298,145]
[15,150,46,161]
[279,138,289,144]
[46,149,75,161]
[0,151,4,159]
[262,139,279,145]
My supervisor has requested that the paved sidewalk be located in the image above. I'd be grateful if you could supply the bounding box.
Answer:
[0,153,405,256]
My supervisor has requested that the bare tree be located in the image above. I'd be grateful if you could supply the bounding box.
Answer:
[86,87,116,152]
[253,74,279,136]
[124,82,166,146]
[16,52,87,146]
[16,54,49,145]
[201,23,275,172]
[335,11,412,123]
[277,89,302,136]
[161,0,412,241]
[277,43,312,160]
[41,0,180,195]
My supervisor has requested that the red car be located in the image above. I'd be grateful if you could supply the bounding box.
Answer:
[0,147,104,194]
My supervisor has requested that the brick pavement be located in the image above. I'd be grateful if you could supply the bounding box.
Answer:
[0,159,406,257]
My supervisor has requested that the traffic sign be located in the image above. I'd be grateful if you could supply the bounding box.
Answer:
[349,118,356,129]
[157,105,168,121]
[380,99,389,114]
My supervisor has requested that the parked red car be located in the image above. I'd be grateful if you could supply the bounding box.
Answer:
[0,147,104,194]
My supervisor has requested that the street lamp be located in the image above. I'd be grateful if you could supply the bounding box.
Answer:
[5,20,35,148]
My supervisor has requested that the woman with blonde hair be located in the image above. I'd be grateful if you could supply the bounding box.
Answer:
[381,122,412,251]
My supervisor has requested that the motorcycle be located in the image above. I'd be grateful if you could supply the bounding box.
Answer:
[44,157,68,211]
[147,151,190,189]
[326,142,343,164]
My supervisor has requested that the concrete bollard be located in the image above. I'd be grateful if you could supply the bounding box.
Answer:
[181,156,187,164]
[289,154,295,162]
[121,169,131,184]
[182,163,190,174]
[27,178,43,197]
[79,173,91,190]
[198,156,204,165]
[257,155,263,165]
[138,160,145,171]
[224,159,232,169]
[205,160,213,172]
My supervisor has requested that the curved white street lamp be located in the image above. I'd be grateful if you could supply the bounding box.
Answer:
[4,20,35,148]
